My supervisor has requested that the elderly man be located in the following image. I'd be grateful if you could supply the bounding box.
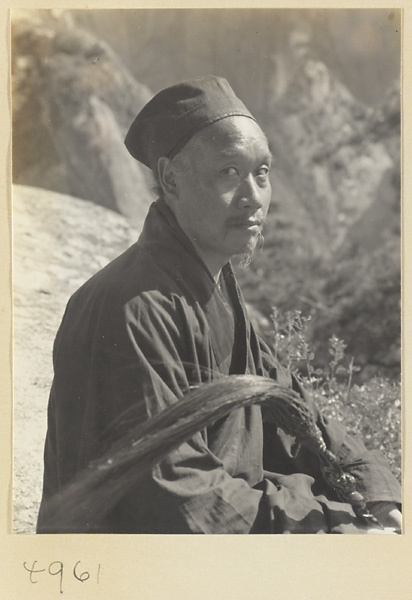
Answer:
[37,76,401,534]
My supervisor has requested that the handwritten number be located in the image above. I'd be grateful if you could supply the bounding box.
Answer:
[23,561,46,584]
[24,560,100,590]
[73,561,90,582]
[48,561,64,594]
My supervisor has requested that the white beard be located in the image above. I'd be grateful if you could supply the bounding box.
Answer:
[237,232,264,269]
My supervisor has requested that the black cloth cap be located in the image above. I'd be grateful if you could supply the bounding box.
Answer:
[124,75,256,170]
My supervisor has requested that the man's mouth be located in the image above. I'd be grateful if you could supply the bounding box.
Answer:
[230,218,263,231]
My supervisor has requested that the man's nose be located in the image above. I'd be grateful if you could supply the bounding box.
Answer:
[237,175,265,209]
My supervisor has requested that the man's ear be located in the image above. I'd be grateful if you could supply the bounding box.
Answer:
[157,157,179,200]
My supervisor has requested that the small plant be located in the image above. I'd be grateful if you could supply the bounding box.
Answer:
[270,307,315,379]
[270,307,401,482]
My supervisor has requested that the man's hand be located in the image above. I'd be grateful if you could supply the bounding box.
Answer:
[334,519,399,534]
[327,500,401,534]
[367,501,402,531]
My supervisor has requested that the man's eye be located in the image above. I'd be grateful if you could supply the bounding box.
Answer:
[221,167,238,176]
[256,166,270,178]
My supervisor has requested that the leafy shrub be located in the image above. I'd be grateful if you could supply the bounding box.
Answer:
[270,308,401,482]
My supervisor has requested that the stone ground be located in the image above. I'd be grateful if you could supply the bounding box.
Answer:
[12,185,138,533]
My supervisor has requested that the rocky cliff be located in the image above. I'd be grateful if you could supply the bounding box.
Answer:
[266,59,398,252]
[12,11,156,226]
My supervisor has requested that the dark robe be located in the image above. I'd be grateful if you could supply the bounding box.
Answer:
[37,198,401,533]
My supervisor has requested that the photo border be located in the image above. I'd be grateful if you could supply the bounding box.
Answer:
[1,2,411,598]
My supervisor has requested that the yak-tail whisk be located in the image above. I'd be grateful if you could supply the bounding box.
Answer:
[40,374,383,532]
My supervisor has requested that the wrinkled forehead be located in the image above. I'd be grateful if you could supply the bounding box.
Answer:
[200,116,267,144]
[188,116,270,160]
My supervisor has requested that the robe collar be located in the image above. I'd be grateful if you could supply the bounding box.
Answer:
[137,197,249,372]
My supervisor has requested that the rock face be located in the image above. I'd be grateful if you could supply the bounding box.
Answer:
[13,184,140,533]
[72,9,400,112]
[12,11,156,225]
[265,51,399,254]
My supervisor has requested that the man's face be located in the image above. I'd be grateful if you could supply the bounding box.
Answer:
[171,116,272,273]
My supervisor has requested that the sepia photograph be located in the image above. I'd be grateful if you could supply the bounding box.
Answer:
[11,8,402,538]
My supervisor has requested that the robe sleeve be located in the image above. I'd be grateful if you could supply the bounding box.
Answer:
[104,293,265,533]
[257,336,401,506]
